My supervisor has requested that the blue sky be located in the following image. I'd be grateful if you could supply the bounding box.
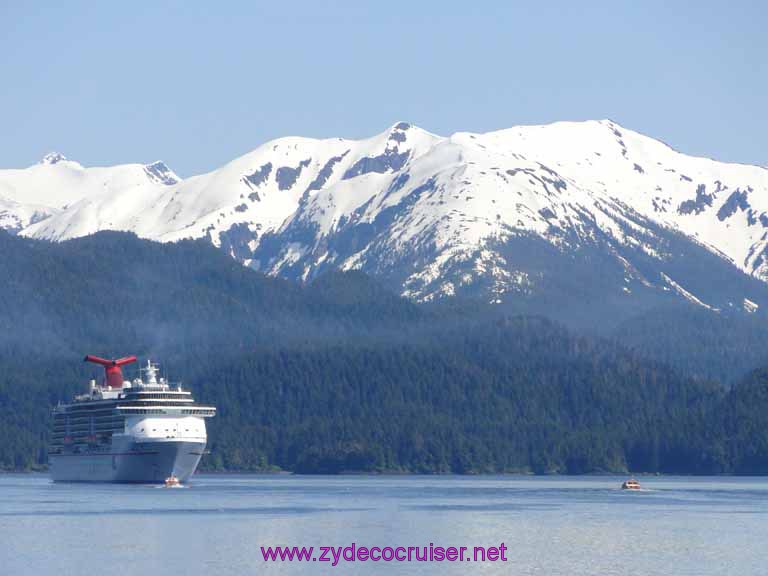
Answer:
[1,1,765,176]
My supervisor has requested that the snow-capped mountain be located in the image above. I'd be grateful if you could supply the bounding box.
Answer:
[0,152,180,235]
[4,120,768,320]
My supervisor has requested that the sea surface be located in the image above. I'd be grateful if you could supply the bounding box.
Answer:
[0,474,766,575]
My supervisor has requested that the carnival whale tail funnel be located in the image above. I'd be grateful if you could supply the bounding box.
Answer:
[84,355,138,389]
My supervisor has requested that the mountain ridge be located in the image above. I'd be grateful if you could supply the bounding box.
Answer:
[3,120,768,321]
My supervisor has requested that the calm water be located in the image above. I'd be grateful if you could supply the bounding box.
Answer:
[0,474,766,575]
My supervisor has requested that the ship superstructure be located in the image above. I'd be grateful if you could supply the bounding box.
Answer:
[49,355,215,483]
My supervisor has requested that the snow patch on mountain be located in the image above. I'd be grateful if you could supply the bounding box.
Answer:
[743,298,759,313]
[0,194,58,234]
[661,272,719,312]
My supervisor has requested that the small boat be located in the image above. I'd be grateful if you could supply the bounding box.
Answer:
[164,475,181,487]
[621,478,641,490]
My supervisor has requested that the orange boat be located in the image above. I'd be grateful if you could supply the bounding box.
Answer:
[621,478,641,490]
[164,475,181,487]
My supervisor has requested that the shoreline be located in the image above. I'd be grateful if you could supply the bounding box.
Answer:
[2,469,767,478]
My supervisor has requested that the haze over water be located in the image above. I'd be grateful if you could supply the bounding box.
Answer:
[0,474,765,575]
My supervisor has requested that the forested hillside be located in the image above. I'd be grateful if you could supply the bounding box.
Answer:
[1,230,767,473]
[613,307,768,384]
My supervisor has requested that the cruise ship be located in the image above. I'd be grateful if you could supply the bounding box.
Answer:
[49,355,216,483]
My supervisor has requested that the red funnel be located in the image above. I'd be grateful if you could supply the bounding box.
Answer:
[84,355,137,389]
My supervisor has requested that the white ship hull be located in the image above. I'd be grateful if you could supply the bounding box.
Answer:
[50,436,206,483]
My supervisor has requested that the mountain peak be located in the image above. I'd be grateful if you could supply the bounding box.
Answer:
[385,121,437,141]
[390,121,413,131]
[40,152,67,165]
[143,160,180,186]
[386,121,412,145]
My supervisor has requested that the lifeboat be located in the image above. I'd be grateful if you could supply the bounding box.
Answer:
[621,478,641,490]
